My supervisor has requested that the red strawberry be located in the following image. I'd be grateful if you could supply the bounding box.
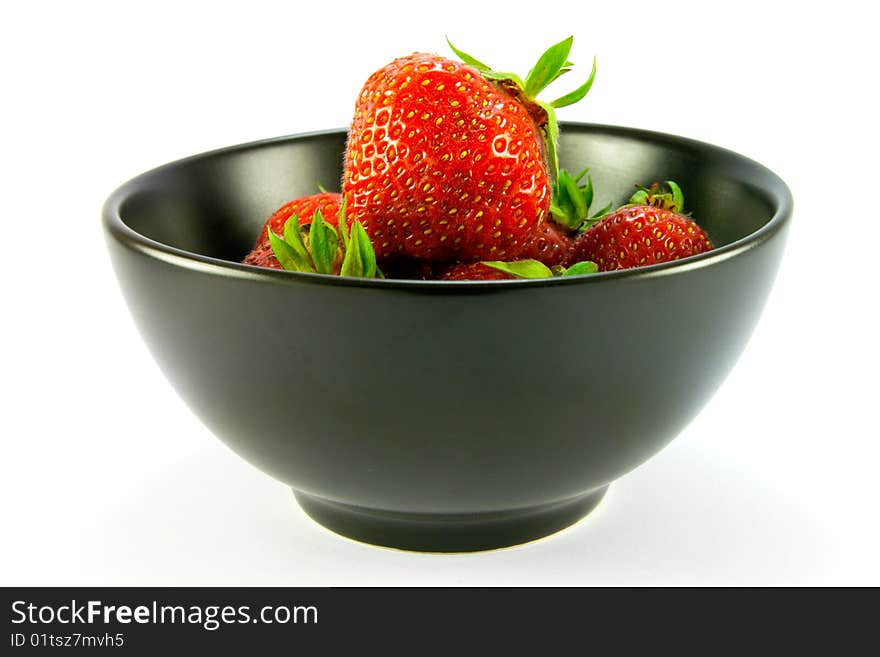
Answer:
[343,37,596,263]
[244,192,341,269]
[255,192,342,245]
[570,181,713,271]
[438,258,599,281]
[516,221,575,268]
[438,262,516,281]
[243,240,284,270]
[258,203,382,279]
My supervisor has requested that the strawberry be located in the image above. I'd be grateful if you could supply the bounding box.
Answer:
[343,37,596,263]
[438,258,599,281]
[569,181,713,271]
[515,221,576,268]
[244,192,342,269]
[243,240,284,270]
[438,262,516,281]
[245,196,382,279]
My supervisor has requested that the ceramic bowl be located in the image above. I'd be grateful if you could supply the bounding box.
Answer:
[103,123,791,551]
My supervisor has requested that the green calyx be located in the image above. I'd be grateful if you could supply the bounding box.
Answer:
[267,200,383,278]
[549,166,612,232]
[446,35,597,183]
[481,258,599,279]
[628,180,686,214]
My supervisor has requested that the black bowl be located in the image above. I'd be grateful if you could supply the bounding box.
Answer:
[103,123,791,552]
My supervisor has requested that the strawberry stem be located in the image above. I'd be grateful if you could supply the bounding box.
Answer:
[629,181,686,213]
[549,167,610,232]
[266,203,382,278]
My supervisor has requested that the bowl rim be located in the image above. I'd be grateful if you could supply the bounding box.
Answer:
[102,122,793,290]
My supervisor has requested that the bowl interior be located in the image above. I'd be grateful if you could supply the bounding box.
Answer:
[117,124,781,265]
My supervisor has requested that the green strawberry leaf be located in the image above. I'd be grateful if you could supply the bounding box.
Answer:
[482,259,554,279]
[550,60,575,85]
[550,167,610,231]
[282,214,311,263]
[268,226,314,273]
[340,220,380,278]
[560,168,588,220]
[340,228,363,277]
[551,177,573,224]
[582,171,594,209]
[667,180,685,212]
[575,204,613,235]
[352,221,378,277]
[549,56,597,108]
[561,260,599,276]
[629,188,650,205]
[445,36,491,71]
[571,166,590,184]
[591,202,612,219]
[524,36,574,98]
[308,210,339,275]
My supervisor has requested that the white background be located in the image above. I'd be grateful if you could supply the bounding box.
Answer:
[2,1,877,586]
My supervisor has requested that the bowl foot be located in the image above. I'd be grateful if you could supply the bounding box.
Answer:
[293,487,608,552]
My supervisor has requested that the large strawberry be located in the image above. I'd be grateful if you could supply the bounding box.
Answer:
[343,37,596,263]
[244,192,342,269]
[569,181,713,270]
